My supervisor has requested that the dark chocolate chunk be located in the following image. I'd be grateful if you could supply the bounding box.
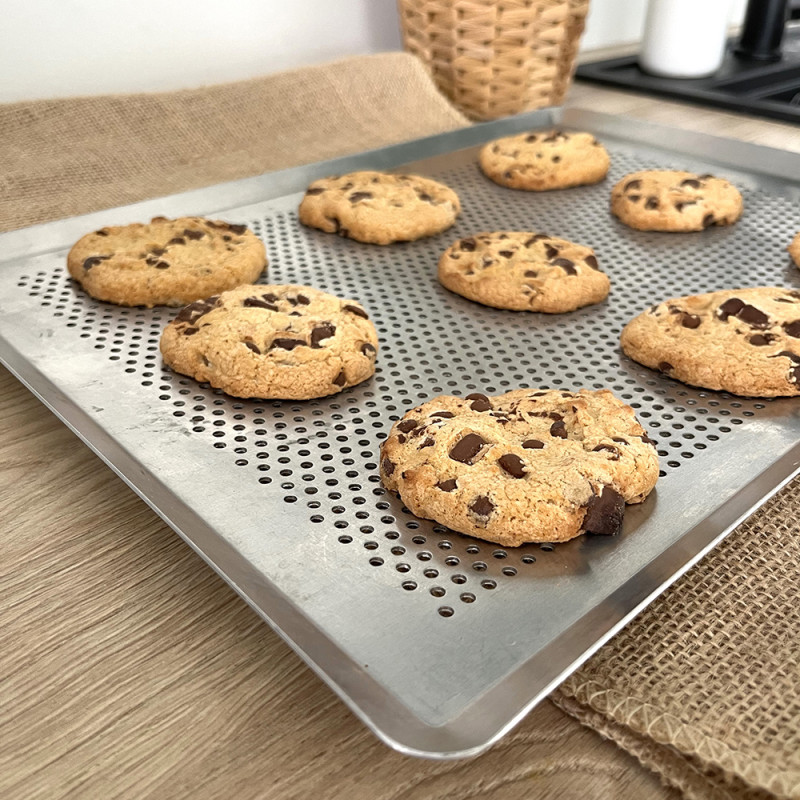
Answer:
[431,411,455,419]
[639,434,658,447]
[397,419,419,433]
[784,321,800,338]
[333,371,347,386]
[150,247,167,256]
[584,255,599,270]
[522,439,544,449]
[628,194,641,203]
[154,261,170,269]
[545,244,560,259]
[498,453,526,478]
[95,229,109,236]
[361,342,376,357]
[674,200,697,212]
[416,191,434,203]
[737,304,769,329]
[82,255,110,271]
[305,186,325,195]
[658,361,673,373]
[549,412,563,421]
[551,257,576,275]
[343,304,368,319]
[525,234,549,246]
[243,297,278,311]
[645,196,659,210]
[228,224,247,235]
[550,420,568,439]
[310,323,336,348]
[717,297,745,321]
[771,350,800,363]
[611,436,628,444]
[681,314,701,329]
[382,457,395,476]
[460,237,477,251]
[465,392,491,412]
[244,341,260,354]
[624,179,642,192]
[749,334,775,346]
[418,437,434,449]
[182,327,198,336]
[498,250,514,258]
[469,495,495,518]
[183,229,204,240]
[542,130,564,142]
[524,270,538,278]
[175,296,219,324]
[295,294,310,305]
[349,191,373,203]
[449,433,487,464]
[680,178,701,188]
[437,479,457,492]
[582,486,625,536]
[270,338,305,350]
[702,213,716,228]
[167,236,186,245]
[525,133,538,142]
[592,444,620,460]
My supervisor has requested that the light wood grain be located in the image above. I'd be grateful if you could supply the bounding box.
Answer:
[6,78,798,799]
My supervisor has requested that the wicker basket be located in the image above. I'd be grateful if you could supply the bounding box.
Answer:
[398,0,591,121]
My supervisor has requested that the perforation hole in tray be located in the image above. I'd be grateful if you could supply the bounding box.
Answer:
[17,139,799,616]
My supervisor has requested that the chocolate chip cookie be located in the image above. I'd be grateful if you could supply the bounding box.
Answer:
[438,231,610,312]
[160,285,378,399]
[611,170,743,232]
[67,216,267,307]
[380,389,659,546]
[298,171,461,245]
[788,232,800,269]
[478,130,610,191]
[621,287,800,396]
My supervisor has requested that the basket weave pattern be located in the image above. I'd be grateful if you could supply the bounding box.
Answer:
[398,0,590,121]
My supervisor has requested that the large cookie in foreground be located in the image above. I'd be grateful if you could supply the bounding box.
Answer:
[380,389,659,546]
[67,216,266,307]
[478,130,610,191]
[298,171,460,245]
[610,170,743,232]
[438,231,610,312]
[621,287,800,396]
[160,284,378,399]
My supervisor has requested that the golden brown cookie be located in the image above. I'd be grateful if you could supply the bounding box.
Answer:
[788,232,800,269]
[610,170,743,232]
[438,231,610,312]
[621,287,800,396]
[67,216,267,307]
[380,389,659,546]
[298,171,460,245]
[478,130,610,191]
[160,284,378,399]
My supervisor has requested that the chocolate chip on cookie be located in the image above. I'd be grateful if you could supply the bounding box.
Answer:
[160,284,378,399]
[380,388,659,546]
[621,287,800,396]
[298,171,460,245]
[479,130,610,191]
[67,216,266,307]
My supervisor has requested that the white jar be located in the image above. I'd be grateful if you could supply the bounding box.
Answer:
[639,0,733,79]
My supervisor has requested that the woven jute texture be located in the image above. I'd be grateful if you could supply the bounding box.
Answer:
[2,49,799,798]
[555,477,800,799]
[0,52,468,233]
[398,0,589,120]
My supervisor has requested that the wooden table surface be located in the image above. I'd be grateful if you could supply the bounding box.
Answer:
[4,81,800,800]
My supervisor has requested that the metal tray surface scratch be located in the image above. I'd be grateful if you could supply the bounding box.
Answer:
[2,108,800,759]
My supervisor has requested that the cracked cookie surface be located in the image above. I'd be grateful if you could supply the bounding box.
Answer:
[611,170,743,232]
[380,389,659,546]
[621,287,800,396]
[478,130,610,191]
[67,216,266,307]
[160,284,378,399]
[438,231,610,312]
[298,170,460,245]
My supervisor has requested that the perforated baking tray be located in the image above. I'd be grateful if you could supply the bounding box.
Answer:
[2,108,800,759]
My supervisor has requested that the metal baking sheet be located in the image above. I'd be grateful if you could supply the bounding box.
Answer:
[2,108,800,759]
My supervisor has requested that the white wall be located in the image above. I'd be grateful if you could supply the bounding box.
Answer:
[0,0,754,103]
[0,0,404,102]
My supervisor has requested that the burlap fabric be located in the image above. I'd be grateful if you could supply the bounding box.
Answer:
[2,50,798,798]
